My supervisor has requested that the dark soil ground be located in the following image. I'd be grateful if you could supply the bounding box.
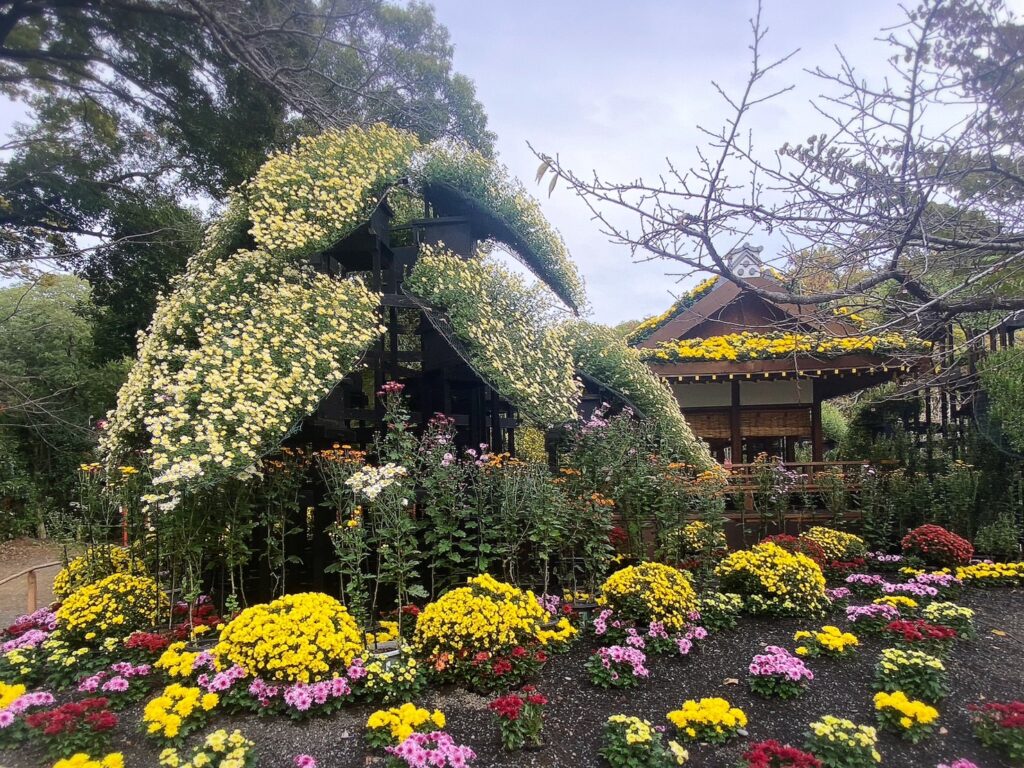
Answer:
[2,588,1023,768]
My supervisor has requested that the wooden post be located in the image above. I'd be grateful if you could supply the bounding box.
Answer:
[811,390,824,464]
[26,569,37,614]
[730,381,742,463]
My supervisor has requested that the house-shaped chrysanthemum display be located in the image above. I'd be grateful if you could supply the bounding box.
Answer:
[102,125,716,511]
[629,245,929,463]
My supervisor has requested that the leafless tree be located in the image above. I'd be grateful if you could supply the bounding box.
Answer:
[535,0,1024,350]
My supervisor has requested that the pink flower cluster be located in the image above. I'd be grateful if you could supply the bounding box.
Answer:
[625,628,646,649]
[748,646,813,682]
[869,552,903,563]
[912,573,963,589]
[596,645,649,679]
[883,581,939,598]
[198,664,247,693]
[846,603,900,624]
[2,629,49,653]
[826,587,852,601]
[283,678,352,711]
[249,673,354,711]
[593,609,622,637]
[676,624,708,656]
[0,690,54,728]
[294,756,318,768]
[937,761,979,768]
[78,662,152,694]
[386,731,476,768]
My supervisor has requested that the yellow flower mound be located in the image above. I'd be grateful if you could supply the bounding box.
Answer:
[874,690,939,730]
[52,755,124,768]
[666,697,747,743]
[56,573,164,643]
[874,596,918,612]
[802,527,866,561]
[794,625,860,657]
[214,592,363,683]
[715,542,828,616]
[600,562,697,631]
[366,703,446,744]
[158,728,253,768]
[413,574,555,656]
[667,520,727,555]
[155,642,205,679]
[52,546,147,601]
[143,683,219,740]
[953,560,1024,586]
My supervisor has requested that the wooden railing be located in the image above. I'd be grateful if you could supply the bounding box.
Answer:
[725,460,899,490]
[0,561,61,615]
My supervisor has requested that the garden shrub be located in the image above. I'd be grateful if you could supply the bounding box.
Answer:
[801,527,866,562]
[52,546,148,601]
[762,533,826,566]
[413,574,555,656]
[901,524,973,567]
[214,592,363,683]
[973,516,1020,560]
[715,542,828,616]
[56,573,164,643]
[599,562,697,631]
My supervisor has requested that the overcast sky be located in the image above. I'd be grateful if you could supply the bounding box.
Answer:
[427,0,1017,325]
[3,1,1021,324]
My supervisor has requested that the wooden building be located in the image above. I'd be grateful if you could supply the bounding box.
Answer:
[630,245,921,463]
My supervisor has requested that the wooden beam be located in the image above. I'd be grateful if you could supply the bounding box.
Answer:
[730,380,742,463]
[811,388,824,464]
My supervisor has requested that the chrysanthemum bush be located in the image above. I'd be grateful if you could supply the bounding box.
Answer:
[52,753,124,768]
[666,697,747,744]
[158,728,254,768]
[102,248,383,509]
[143,684,218,742]
[845,604,900,634]
[585,645,649,688]
[793,625,859,658]
[715,541,828,616]
[873,647,947,702]
[599,562,697,631]
[748,646,813,699]
[741,740,821,768]
[968,700,1024,761]
[56,574,164,644]
[801,527,866,562]
[601,715,689,768]
[953,560,1024,586]
[873,690,939,742]
[883,619,957,656]
[920,602,974,638]
[803,716,880,768]
[25,697,118,759]
[365,703,446,748]
[488,686,547,750]
[52,547,147,601]
[695,591,743,631]
[214,592,364,684]
[404,245,581,426]
[901,525,973,567]
[413,574,569,659]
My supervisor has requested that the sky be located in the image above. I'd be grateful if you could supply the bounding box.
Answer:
[3,1,1021,324]
[426,0,1014,325]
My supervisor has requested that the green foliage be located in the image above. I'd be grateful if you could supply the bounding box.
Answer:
[822,402,849,444]
[978,347,1024,455]
[974,515,1021,560]
[0,276,126,528]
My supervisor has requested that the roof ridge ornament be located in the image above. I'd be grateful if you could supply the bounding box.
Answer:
[726,243,765,278]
